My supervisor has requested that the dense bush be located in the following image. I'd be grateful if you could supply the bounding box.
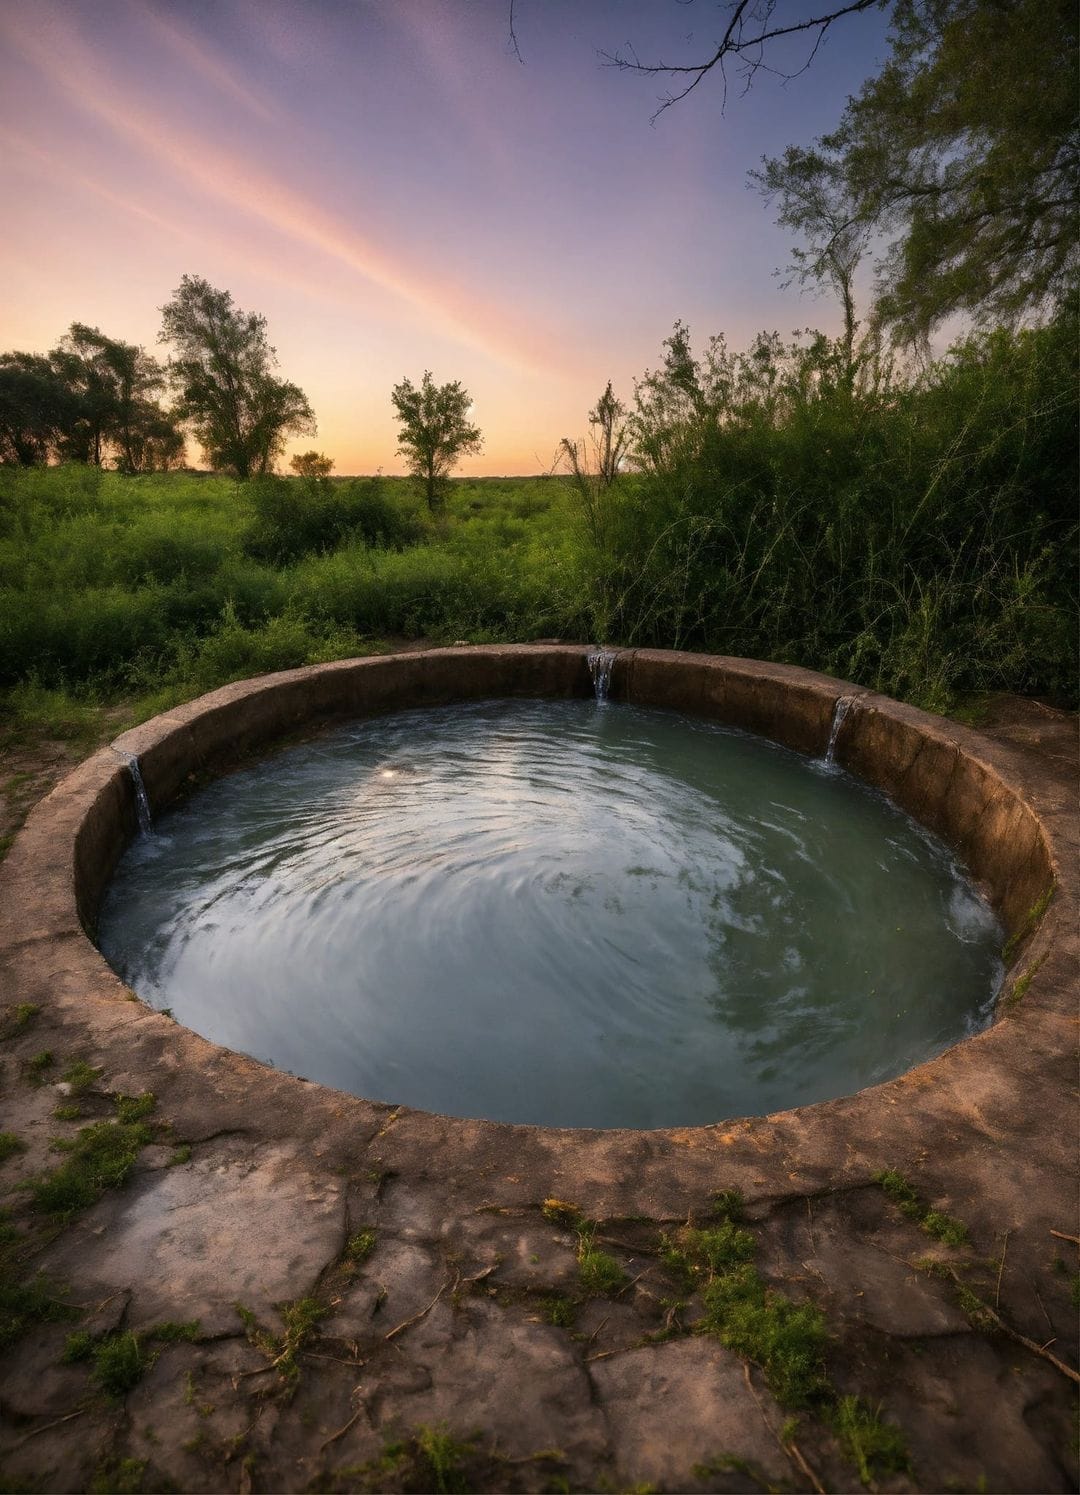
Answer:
[243,475,425,564]
[584,312,1077,709]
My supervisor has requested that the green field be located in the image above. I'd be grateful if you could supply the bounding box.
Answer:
[1,313,1075,754]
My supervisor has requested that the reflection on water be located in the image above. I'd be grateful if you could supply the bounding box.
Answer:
[98,700,1002,1128]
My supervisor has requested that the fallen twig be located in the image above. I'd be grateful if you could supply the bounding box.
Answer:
[1049,1229,1080,1247]
[584,1342,639,1364]
[946,1267,1079,1384]
[995,1230,1009,1309]
[384,1273,457,1342]
[11,1409,84,1449]
[319,1403,366,1452]
[743,1363,826,1495]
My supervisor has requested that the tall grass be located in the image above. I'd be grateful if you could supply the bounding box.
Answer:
[586,312,1076,709]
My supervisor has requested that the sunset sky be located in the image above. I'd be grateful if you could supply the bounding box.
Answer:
[0,0,892,475]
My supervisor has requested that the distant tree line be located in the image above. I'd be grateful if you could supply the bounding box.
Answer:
[0,276,317,478]
[1,277,483,502]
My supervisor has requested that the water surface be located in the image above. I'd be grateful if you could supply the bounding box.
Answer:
[99,700,1002,1127]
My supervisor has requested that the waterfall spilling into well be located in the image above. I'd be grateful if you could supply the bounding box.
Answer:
[112,748,153,834]
[586,648,617,703]
[824,696,856,765]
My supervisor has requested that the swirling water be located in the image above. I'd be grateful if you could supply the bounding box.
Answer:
[98,700,1002,1128]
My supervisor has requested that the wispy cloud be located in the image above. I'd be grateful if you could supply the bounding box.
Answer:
[1,2,566,375]
[135,0,280,126]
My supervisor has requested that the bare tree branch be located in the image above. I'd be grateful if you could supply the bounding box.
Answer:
[601,0,880,122]
[508,0,524,64]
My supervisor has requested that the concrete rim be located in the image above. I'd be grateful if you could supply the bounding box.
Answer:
[1,644,1072,1151]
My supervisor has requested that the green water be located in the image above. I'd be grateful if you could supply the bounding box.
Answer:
[98,700,1002,1128]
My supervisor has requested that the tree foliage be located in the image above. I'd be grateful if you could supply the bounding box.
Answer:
[836,0,1078,336]
[0,353,77,467]
[49,324,182,472]
[610,0,1077,338]
[749,148,871,377]
[160,275,315,478]
[390,371,482,511]
[290,450,334,479]
[0,328,182,471]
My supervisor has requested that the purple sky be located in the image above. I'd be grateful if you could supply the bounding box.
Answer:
[0,0,893,473]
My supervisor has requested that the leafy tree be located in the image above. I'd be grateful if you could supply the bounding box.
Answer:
[0,353,76,466]
[607,1,1077,335]
[159,275,315,478]
[390,371,482,511]
[290,450,334,479]
[834,0,1078,337]
[749,147,871,381]
[48,324,181,472]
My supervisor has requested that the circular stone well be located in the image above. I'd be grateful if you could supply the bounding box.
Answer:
[6,646,1071,1129]
[1,646,1076,1493]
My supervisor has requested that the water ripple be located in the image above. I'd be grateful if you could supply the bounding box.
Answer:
[98,699,1002,1128]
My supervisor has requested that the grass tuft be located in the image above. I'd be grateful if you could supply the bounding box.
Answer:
[0,1132,27,1164]
[832,1395,912,1486]
[29,1118,153,1218]
[576,1232,627,1296]
[0,1003,39,1040]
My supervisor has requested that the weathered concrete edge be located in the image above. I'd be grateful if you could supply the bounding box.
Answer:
[0,645,1074,1179]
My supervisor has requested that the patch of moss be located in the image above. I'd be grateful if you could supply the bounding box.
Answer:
[700,1264,830,1408]
[53,1104,82,1121]
[1001,884,1054,963]
[692,1454,777,1492]
[414,1423,475,1494]
[710,1189,746,1222]
[663,1219,756,1290]
[237,1295,326,1387]
[150,1319,201,1343]
[166,1145,191,1167]
[922,1210,969,1247]
[537,1294,576,1328]
[0,1270,76,1349]
[25,1050,53,1083]
[345,1228,376,1264]
[29,1117,153,1218]
[85,1330,147,1398]
[875,1170,968,1245]
[1002,953,1047,1008]
[114,1092,156,1123]
[89,1456,149,1494]
[542,1197,583,1230]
